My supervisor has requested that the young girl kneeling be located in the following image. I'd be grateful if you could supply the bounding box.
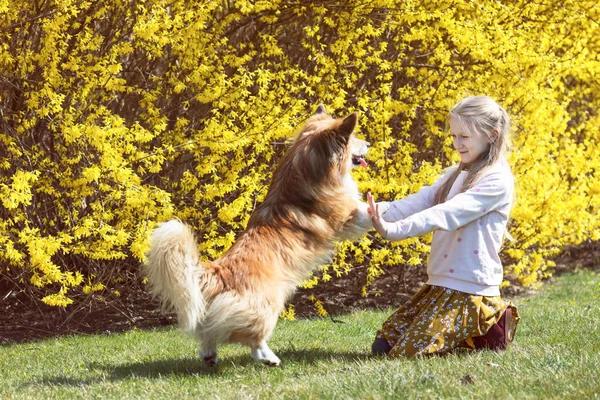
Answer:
[368,96,520,358]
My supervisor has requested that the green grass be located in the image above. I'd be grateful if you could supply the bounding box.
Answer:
[2,270,599,399]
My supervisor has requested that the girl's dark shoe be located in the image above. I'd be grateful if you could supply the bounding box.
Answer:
[372,338,392,355]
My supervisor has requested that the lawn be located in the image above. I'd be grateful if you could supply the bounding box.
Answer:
[1,270,599,399]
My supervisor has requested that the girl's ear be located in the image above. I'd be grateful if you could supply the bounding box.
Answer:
[489,129,499,143]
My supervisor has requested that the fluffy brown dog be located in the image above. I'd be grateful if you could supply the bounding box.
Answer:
[144,105,371,366]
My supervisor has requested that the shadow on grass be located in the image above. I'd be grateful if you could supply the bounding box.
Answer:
[25,348,367,387]
[108,348,365,377]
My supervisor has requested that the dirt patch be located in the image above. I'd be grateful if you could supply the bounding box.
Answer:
[0,263,425,344]
[1,242,597,345]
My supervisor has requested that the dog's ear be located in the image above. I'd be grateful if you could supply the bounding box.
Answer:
[315,104,327,115]
[338,112,358,137]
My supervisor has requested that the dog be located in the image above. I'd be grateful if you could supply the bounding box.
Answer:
[143,105,372,366]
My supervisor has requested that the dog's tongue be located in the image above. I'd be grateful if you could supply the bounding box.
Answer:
[358,157,367,168]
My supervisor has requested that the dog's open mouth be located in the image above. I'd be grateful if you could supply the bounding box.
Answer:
[352,155,367,168]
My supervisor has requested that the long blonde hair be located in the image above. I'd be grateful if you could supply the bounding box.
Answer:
[433,96,511,205]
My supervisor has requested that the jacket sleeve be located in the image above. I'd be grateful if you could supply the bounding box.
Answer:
[379,167,457,222]
[385,171,513,240]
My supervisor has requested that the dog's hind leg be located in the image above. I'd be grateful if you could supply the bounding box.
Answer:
[199,343,218,367]
[251,341,281,366]
[200,348,218,367]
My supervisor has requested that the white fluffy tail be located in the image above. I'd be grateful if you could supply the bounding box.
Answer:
[144,220,205,333]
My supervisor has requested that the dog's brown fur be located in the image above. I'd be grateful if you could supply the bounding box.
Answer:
[144,106,371,366]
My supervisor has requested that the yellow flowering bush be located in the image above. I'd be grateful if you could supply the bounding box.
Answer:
[0,0,598,308]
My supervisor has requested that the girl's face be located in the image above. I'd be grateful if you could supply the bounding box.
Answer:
[449,115,490,164]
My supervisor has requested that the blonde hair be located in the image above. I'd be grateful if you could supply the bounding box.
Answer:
[433,96,511,205]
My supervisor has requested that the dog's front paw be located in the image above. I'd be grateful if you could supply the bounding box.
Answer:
[349,202,373,233]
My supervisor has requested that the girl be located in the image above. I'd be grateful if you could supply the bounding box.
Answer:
[367,96,519,358]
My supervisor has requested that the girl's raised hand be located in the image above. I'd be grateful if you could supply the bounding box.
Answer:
[367,192,388,239]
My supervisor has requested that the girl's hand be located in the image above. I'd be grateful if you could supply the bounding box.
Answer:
[367,192,388,239]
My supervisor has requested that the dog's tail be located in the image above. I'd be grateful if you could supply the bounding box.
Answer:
[144,220,206,334]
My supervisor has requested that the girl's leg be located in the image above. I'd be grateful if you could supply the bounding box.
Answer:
[371,286,434,356]
[470,304,519,350]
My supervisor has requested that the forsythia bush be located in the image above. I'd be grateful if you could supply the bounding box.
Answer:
[0,0,598,308]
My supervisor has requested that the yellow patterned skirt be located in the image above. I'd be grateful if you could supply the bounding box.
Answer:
[375,285,519,358]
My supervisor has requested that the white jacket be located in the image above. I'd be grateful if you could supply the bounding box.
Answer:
[380,163,514,296]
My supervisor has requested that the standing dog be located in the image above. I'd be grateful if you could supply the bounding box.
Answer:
[144,105,371,366]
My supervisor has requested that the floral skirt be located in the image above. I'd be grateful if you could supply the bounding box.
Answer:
[375,285,519,358]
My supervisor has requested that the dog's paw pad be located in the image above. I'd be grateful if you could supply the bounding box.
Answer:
[202,354,218,367]
[263,359,280,367]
